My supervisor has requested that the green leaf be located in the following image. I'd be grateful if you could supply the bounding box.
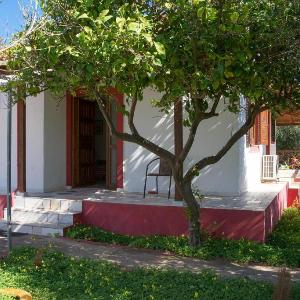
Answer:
[197,7,206,19]
[116,17,126,29]
[128,22,142,33]
[83,26,93,35]
[230,12,239,23]
[142,33,153,44]
[96,10,112,24]
[99,9,110,18]
[154,42,165,55]
[224,70,234,78]
[77,13,90,20]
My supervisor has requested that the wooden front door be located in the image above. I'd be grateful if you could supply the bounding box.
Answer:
[70,95,120,188]
[77,98,96,186]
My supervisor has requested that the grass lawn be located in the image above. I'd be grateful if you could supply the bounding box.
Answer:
[0,247,299,300]
[66,207,300,267]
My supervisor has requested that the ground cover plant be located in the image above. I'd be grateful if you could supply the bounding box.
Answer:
[66,208,300,268]
[1,247,300,300]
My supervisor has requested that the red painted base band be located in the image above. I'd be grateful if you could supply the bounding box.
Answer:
[0,195,6,219]
[81,185,287,243]
[288,188,299,207]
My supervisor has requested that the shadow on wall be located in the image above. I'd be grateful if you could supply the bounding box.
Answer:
[123,90,243,196]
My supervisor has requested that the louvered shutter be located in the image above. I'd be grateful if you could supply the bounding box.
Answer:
[259,110,269,145]
[249,124,256,145]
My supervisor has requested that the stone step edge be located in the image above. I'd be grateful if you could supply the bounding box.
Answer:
[0,220,71,236]
[3,207,80,215]
[13,197,83,213]
[0,220,70,229]
[14,195,83,202]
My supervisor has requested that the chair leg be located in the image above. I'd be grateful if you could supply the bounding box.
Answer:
[143,176,148,198]
[168,175,172,199]
[156,176,159,196]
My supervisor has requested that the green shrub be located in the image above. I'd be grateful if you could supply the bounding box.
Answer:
[276,126,300,150]
[67,208,300,267]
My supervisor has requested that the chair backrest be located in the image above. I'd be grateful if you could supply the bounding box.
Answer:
[159,158,172,175]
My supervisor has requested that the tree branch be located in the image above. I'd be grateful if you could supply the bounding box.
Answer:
[178,96,221,163]
[184,105,267,183]
[95,94,175,162]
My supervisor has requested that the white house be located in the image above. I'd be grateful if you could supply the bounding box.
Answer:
[0,87,275,198]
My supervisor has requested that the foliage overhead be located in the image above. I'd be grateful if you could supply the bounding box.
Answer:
[4,0,300,118]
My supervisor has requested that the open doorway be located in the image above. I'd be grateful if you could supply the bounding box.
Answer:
[66,89,123,190]
[70,96,118,189]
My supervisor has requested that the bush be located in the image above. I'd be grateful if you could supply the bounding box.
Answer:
[276,126,300,150]
[66,208,300,268]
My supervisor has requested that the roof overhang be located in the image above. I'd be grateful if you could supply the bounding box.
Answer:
[276,111,300,126]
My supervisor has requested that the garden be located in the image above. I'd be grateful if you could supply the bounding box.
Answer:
[0,247,299,300]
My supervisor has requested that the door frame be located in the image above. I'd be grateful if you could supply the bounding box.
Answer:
[66,88,124,189]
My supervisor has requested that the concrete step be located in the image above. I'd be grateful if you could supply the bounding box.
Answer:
[0,220,67,236]
[14,196,82,213]
[3,208,77,225]
[278,177,294,184]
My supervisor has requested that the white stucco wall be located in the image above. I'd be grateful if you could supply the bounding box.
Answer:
[1,87,271,195]
[123,89,246,197]
[1,91,67,193]
[43,91,66,191]
[26,93,45,192]
[270,143,276,155]
[0,92,17,193]
[244,144,264,190]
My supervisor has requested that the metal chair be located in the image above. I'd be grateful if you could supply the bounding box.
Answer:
[143,157,172,199]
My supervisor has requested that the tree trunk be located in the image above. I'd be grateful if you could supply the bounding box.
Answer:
[176,177,201,248]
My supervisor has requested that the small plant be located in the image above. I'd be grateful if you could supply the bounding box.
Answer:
[279,163,290,170]
[272,268,292,300]
[289,156,300,169]
[192,185,204,204]
[33,248,44,268]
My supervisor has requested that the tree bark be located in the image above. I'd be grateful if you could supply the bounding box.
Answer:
[173,173,201,247]
[182,183,201,248]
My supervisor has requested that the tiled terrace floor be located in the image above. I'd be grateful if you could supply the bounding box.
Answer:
[24,182,286,211]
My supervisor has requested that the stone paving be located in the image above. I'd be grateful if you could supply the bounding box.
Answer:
[0,232,299,284]
[23,182,286,210]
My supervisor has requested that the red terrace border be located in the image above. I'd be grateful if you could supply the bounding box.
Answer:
[265,184,288,237]
[288,188,298,207]
[0,193,16,219]
[201,208,265,242]
[82,202,189,237]
[81,184,288,243]
[81,201,266,242]
[0,195,6,219]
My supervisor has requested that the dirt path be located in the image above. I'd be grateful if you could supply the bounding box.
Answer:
[1,232,299,283]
